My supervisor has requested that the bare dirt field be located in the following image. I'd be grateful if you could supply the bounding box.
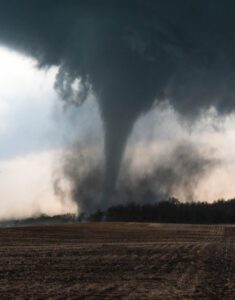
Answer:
[0,222,234,299]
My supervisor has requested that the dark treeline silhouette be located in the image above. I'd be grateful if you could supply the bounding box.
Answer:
[0,214,77,228]
[89,198,235,224]
[1,198,235,227]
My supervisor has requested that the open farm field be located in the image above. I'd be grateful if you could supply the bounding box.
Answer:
[0,222,234,299]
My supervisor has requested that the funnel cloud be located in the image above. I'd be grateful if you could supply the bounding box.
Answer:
[1,1,235,210]
[62,141,216,212]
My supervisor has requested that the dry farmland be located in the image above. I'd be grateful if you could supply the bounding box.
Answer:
[0,222,234,299]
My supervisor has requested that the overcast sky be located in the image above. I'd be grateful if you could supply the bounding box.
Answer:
[0,46,107,220]
[1,45,235,220]
[0,47,78,220]
[0,47,60,159]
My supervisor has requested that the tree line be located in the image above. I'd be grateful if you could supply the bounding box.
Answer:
[89,198,235,224]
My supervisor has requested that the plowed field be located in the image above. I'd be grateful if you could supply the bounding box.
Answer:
[0,223,234,299]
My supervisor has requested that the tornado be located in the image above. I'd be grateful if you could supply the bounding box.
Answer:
[1,1,235,209]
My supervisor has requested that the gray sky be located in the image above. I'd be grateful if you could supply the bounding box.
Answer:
[0,47,78,220]
[1,46,235,220]
[0,47,59,159]
[2,1,235,215]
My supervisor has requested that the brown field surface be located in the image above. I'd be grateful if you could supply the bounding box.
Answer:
[0,222,234,299]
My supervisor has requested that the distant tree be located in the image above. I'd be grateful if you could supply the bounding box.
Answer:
[89,198,235,224]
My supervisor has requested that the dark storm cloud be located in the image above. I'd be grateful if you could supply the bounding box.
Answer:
[1,0,235,205]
